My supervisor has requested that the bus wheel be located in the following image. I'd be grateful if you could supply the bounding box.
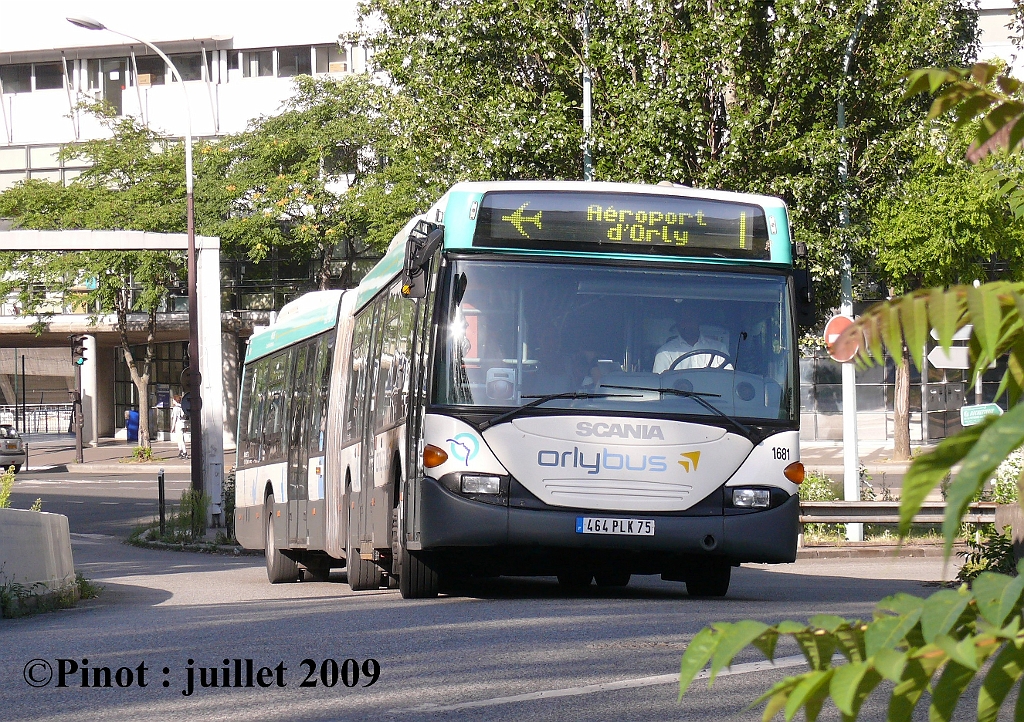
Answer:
[595,571,631,588]
[264,493,299,583]
[346,521,381,591]
[685,562,731,597]
[399,546,439,599]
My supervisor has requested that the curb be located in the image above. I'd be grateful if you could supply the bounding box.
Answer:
[796,544,963,560]
[65,463,191,474]
[125,538,262,557]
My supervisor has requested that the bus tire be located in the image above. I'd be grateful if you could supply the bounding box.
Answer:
[264,493,299,583]
[685,562,731,597]
[595,571,630,588]
[399,547,439,599]
[346,516,381,592]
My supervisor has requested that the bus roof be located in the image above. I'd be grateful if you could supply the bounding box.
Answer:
[350,181,793,312]
[244,289,344,364]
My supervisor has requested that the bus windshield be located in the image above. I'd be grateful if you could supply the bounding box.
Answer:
[433,259,796,423]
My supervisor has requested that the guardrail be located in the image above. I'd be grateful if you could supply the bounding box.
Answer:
[799,501,996,525]
[0,404,73,434]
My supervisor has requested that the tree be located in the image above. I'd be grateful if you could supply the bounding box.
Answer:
[676,65,1024,722]
[0,104,186,449]
[867,122,1024,458]
[198,75,419,289]
[358,0,976,310]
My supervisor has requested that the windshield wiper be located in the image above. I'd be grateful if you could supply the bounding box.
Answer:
[601,384,751,436]
[478,391,641,431]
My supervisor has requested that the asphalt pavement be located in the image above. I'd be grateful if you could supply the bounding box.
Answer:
[0,533,961,722]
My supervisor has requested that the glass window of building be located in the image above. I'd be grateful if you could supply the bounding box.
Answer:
[315,45,348,74]
[227,51,240,71]
[34,62,64,90]
[242,50,274,77]
[0,64,31,93]
[135,55,166,85]
[169,53,204,82]
[277,46,312,77]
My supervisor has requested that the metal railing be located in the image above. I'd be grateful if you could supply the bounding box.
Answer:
[799,501,996,525]
[0,404,73,434]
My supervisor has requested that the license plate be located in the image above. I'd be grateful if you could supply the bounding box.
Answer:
[576,517,654,536]
[5,443,17,450]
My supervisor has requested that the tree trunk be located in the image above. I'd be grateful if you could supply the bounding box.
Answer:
[318,237,333,290]
[116,293,157,449]
[893,341,912,461]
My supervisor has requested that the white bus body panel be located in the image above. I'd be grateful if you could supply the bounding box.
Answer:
[236,461,288,508]
[422,415,511,478]
[481,416,753,512]
[725,430,800,495]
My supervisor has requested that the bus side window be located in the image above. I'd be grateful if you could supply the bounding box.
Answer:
[263,350,290,461]
[391,290,416,424]
[374,288,401,432]
[344,308,374,444]
[309,335,333,455]
[242,357,269,465]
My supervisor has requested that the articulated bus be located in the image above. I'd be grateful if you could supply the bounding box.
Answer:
[234,181,813,598]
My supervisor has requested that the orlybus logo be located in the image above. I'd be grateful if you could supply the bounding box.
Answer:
[678,452,701,472]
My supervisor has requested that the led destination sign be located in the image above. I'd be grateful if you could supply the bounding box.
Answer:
[473,191,770,259]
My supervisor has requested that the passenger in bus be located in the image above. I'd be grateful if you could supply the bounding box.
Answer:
[652,314,731,373]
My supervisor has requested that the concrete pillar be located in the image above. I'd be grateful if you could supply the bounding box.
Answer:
[221,329,239,452]
[81,334,98,446]
[197,239,224,519]
[95,345,116,438]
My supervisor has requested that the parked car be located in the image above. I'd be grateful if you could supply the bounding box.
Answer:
[0,424,26,472]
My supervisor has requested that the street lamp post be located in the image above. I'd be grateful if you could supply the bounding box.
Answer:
[67,16,204,497]
[836,1,876,542]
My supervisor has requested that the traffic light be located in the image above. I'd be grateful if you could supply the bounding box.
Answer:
[70,335,86,366]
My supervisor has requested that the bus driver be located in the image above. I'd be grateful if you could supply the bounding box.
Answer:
[652,312,731,373]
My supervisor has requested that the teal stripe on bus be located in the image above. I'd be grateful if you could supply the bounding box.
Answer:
[244,298,342,363]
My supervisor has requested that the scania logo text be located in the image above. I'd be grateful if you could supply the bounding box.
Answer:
[575,422,665,440]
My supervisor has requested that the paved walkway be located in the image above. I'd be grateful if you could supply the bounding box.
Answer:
[21,434,234,474]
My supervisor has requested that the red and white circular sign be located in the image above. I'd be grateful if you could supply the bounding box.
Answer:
[823,314,858,363]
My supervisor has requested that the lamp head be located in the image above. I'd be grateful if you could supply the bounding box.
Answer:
[67,16,106,31]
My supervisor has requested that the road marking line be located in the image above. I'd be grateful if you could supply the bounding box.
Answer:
[400,654,808,713]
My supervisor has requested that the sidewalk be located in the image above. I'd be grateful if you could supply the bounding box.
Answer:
[21,434,235,474]
[801,440,923,475]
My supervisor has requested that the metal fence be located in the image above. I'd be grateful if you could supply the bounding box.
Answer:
[0,404,73,434]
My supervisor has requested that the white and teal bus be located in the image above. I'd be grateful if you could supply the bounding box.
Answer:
[234,181,812,598]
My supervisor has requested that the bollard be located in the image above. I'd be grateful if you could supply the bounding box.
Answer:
[158,468,166,538]
[24,441,28,472]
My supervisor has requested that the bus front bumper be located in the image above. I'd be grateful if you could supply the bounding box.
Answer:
[416,477,798,565]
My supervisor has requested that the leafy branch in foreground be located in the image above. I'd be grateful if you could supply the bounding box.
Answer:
[681,570,1024,721]
[831,281,1024,557]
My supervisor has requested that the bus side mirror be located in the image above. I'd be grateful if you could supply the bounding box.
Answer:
[793,268,815,328]
[402,225,444,299]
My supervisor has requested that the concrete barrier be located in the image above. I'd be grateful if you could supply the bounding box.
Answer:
[0,508,77,616]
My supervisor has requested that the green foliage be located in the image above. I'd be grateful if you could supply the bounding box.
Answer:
[0,465,13,508]
[131,446,154,462]
[175,489,210,542]
[222,470,236,541]
[359,0,976,310]
[958,526,1018,584]
[680,571,1024,721]
[992,448,1023,505]
[799,471,843,502]
[76,572,101,600]
[200,75,417,288]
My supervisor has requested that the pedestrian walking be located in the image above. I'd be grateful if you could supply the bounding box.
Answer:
[171,395,188,459]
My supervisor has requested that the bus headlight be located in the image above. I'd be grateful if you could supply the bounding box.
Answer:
[732,488,771,508]
[461,474,502,494]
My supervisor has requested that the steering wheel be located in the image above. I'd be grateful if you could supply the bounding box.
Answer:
[665,349,732,371]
